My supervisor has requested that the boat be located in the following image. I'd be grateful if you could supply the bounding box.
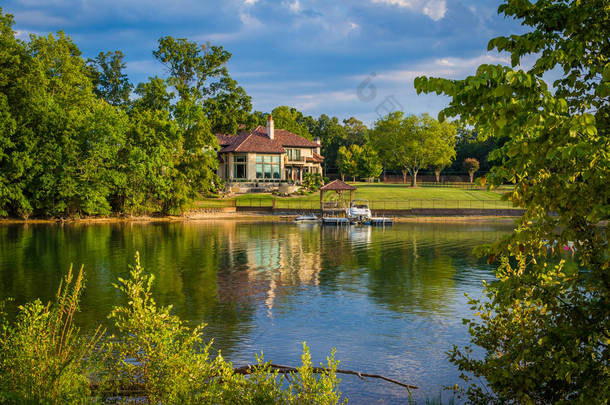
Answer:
[346,199,372,222]
[295,214,320,222]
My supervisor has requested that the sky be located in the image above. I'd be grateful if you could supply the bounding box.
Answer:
[2,0,527,125]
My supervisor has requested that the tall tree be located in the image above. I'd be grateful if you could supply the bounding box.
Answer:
[357,144,383,180]
[203,76,256,134]
[342,117,367,146]
[370,112,448,186]
[336,145,359,182]
[87,50,133,107]
[310,114,348,174]
[416,0,610,402]
[429,120,457,182]
[153,37,230,102]
[270,106,313,139]
[150,37,224,211]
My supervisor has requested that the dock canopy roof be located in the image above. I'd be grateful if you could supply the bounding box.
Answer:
[320,179,356,191]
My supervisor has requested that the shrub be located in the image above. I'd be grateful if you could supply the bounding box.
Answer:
[302,173,324,192]
[0,255,346,404]
[0,266,105,404]
[104,253,345,404]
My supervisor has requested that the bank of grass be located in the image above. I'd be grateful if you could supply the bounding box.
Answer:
[192,183,514,210]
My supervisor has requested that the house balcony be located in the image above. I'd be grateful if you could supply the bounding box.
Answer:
[285,156,306,164]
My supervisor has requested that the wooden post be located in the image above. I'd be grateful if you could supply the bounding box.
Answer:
[320,190,324,214]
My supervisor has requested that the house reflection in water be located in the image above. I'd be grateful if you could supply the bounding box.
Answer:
[215,223,322,316]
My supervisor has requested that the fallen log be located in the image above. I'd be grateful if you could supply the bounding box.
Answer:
[234,363,418,391]
[90,364,418,397]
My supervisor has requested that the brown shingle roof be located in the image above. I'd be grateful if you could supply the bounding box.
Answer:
[320,179,356,191]
[306,152,324,163]
[215,126,321,154]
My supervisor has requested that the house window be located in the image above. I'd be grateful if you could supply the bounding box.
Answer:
[233,155,247,179]
[287,149,301,161]
[255,155,281,179]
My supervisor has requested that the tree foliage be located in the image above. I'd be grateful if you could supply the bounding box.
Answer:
[87,50,133,107]
[357,144,383,180]
[0,10,226,218]
[269,106,313,139]
[336,145,360,181]
[370,112,455,186]
[415,0,609,402]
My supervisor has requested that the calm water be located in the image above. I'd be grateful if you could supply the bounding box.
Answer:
[0,221,512,403]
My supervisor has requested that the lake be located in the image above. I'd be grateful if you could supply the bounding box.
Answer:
[0,220,513,403]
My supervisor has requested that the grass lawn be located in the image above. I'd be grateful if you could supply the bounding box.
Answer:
[192,182,515,210]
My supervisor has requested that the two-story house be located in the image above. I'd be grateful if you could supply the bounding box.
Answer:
[216,115,323,184]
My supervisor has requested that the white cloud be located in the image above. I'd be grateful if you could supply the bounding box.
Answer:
[422,0,446,21]
[370,0,447,21]
[286,0,302,13]
[244,0,259,4]
[370,53,511,83]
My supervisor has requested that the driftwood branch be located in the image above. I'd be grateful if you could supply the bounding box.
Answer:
[90,364,418,397]
[234,363,418,391]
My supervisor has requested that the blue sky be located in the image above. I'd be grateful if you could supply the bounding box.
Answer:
[3,0,526,125]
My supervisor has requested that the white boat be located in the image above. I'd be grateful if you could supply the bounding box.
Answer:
[346,199,372,222]
[295,214,320,222]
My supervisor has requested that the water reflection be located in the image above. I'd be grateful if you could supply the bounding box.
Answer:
[0,221,512,403]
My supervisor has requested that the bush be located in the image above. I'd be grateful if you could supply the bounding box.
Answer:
[0,255,346,404]
[302,173,324,192]
[0,266,105,404]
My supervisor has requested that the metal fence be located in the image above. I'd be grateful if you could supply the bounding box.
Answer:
[195,198,517,210]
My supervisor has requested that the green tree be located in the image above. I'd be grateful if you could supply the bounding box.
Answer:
[153,37,231,102]
[203,76,256,134]
[87,50,133,107]
[133,76,174,112]
[429,121,457,182]
[270,106,313,139]
[0,9,38,217]
[17,29,127,217]
[415,0,609,402]
[462,158,479,184]
[357,144,382,180]
[150,37,223,211]
[310,114,348,173]
[336,145,360,181]
[343,117,368,146]
[370,112,447,186]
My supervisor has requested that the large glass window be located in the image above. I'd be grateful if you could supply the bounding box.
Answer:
[255,155,281,179]
[233,155,247,179]
[287,149,301,161]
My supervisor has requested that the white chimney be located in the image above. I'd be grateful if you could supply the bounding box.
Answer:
[267,115,274,140]
[314,136,321,154]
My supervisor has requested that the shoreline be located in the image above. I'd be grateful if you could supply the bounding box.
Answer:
[0,210,519,225]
